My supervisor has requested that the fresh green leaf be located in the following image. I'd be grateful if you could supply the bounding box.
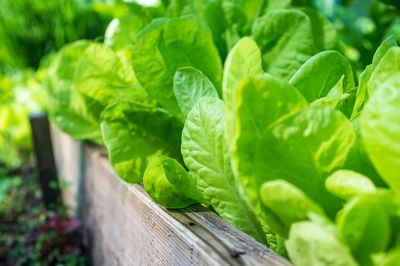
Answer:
[47,40,101,143]
[51,40,92,84]
[290,50,355,105]
[49,90,102,143]
[351,65,371,119]
[173,66,218,118]
[343,117,385,187]
[260,180,325,234]
[204,1,247,59]
[181,96,266,243]
[228,0,291,21]
[325,170,376,200]
[376,247,400,266]
[311,75,351,108]
[143,156,205,208]
[286,221,358,266]
[165,0,210,17]
[372,35,398,71]
[298,7,338,51]
[252,9,317,80]
[104,13,150,50]
[75,43,154,122]
[131,15,223,114]
[101,101,183,183]
[232,75,307,238]
[361,75,400,191]
[337,195,391,265]
[254,106,355,217]
[368,47,400,96]
[222,37,263,143]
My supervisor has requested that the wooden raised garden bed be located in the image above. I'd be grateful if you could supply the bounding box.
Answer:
[51,126,291,266]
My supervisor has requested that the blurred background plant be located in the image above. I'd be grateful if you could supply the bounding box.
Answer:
[312,0,400,73]
[0,70,47,169]
[0,0,111,70]
[0,166,85,265]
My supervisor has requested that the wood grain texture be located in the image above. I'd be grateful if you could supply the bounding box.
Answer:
[51,124,83,216]
[52,127,291,266]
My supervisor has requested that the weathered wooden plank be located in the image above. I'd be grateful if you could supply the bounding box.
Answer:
[52,127,291,266]
[51,124,83,216]
[170,207,286,265]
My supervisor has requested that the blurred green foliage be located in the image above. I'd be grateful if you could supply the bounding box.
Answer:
[0,0,115,168]
[0,0,113,70]
[0,70,48,168]
[314,0,400,73]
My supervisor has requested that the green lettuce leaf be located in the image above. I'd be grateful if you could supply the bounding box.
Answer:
[289,50,355,116]
[204,1,247,59]
[75,43,154,123]
[47,40,102,143]
[351,65,371,119]
[352,37,397,119]
[232,75,307,241]
[143,156,205,208]
[325,170,376,200]
[368,47,400,96]
[361,75,400,191]
[372,35,398,72]
[173,66,218,118]
[101,101,183,183]
[104,13,150,50]
[51,40,91,84]
[286,221,357,266]
[376,247,400,266]
[49,89,102,143]
[252,9,317,80]
[165,0,210,18]
[181,96,266,243]
[310,76,351,109]
[343,117,385,186]
[222,37,263,143]
[259,180,325,235]
[131,15,223,114]
[337,195,391,265]
[297,7,338,51]
[254,106,355,217]
[228,0,291,21]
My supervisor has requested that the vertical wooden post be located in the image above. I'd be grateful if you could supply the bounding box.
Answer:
[77,141,86,220]
[29,112,61,209]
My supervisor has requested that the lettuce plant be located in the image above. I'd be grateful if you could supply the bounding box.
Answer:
[45,1,400,265]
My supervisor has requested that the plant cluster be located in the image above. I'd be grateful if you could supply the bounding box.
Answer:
[31,0,400,265]
[0,0,117,168]
[7,210,84,266]
[0,71,48,168]
[0,169,85,266]
[0,0,112,69]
